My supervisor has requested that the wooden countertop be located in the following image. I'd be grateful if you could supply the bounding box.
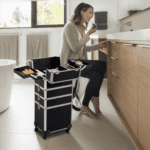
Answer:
[107,39,150,46]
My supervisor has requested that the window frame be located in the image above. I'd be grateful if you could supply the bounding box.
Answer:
[0,0,67,29]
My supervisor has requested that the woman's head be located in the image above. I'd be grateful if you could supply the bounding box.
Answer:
[71,3,94,30]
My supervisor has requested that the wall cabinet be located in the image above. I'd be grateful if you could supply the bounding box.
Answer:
[129,0,139,10]
[118,0,150,20]
[138,0,150,10]
[107,40,150,150]
[117,0,130,20]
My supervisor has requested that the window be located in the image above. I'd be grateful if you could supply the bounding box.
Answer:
[0,0,66,29]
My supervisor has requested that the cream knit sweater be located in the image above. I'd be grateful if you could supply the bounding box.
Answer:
[59,20,101,65]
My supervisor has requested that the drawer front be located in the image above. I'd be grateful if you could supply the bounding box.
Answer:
[35,93,72,107]
[47,87,72,98]
[120,43,137,64]
[119,60,137,87]
[110,42,121,59]
[35,85,72,99]
[111,58,137,86]
[110,57,121,77]
[110,71,120,104]
[35,79,72,89]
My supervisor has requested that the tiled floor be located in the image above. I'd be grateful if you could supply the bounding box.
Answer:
[0,79,136,150]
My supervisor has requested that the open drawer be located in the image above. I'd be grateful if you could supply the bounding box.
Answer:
[14,66,45,80]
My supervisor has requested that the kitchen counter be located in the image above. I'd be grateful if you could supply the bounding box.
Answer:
[107,29,150,45]
[107,39,150,46]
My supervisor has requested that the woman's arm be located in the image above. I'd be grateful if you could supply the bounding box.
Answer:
[85,44,101,52]
[85,41,107,52]
[64,23,90,53]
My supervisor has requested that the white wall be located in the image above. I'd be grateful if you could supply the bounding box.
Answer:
[0,0,118,79]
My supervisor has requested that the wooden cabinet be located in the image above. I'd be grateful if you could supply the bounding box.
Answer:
[137,45,150,150]
[129,0,139,10]
[107,40,147,150]
[109,42,138,138]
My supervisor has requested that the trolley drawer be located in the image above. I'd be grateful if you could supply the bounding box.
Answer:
[35,79,72,89]
[35,85,72,99]
[35,93,72,107]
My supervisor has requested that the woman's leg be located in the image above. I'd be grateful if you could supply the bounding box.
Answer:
[81,70,106,106]
[80,60,107,118]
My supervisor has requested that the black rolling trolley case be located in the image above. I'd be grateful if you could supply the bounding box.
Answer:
[14,57,82,140]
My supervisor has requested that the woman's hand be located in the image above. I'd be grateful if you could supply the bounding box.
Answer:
[99,41,107,48]
[87,25,97,35]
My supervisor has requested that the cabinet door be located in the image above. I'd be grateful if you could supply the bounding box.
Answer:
[117,43,138,137]
[118,75,138,137]
[129,0,139,10]
[137,45,150,150]
[119,43,137,85]
[110,71,121,108]
[139,0,150,10]
[118,0,130,20]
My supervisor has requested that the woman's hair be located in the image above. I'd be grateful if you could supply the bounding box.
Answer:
[70,3,94,30]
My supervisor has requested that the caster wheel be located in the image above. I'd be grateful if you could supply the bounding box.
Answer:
[66,128,70,133]
[35,126,38,132]
[43,131,47,140]
[66,124,72,133]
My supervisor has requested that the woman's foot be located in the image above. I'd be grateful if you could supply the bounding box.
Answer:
[81,105,99,119]
[91,96,102,117]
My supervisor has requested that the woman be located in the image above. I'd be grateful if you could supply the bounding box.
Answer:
[60,3,107,119]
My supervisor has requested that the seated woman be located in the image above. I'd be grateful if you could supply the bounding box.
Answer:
[60,2,107,119]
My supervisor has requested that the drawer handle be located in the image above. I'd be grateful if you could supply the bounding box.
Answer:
[111,42,116,44]
[111,56,117,60]
[137,45,150,48]
[123,43,132,46]
[111,72,117,77]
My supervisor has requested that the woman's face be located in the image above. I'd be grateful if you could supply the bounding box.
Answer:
[81,7,93,24]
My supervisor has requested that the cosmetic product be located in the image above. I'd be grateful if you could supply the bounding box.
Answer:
[90,20,96,28]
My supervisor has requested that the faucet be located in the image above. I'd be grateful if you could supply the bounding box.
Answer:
[124,21,131,26]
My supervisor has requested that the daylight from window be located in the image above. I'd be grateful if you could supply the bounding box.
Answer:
[0,0,64,28]
[37,0,64,25]
[0,2,31,28]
